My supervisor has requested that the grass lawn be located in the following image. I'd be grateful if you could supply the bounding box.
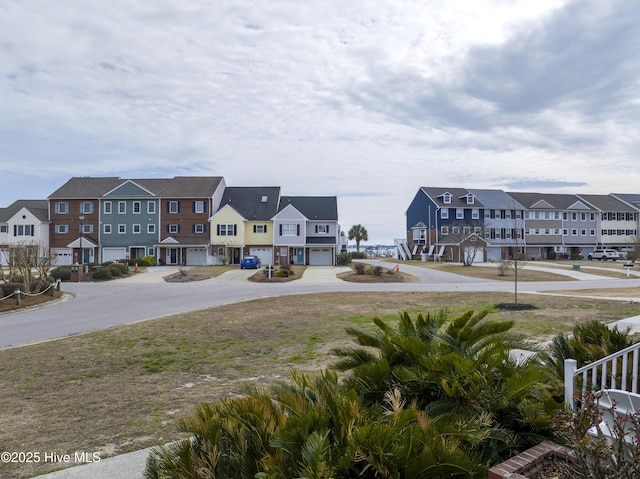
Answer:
[1,290,640,478]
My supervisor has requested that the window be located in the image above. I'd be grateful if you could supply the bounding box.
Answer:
[581,213,586,221]
[281,224,299,236]
[55,202,68,214]
[440,209,449,220]
[133,201,141,214]
[442,193,451,204]
[217,224,236,236]
[148,224,156,234]
[505,210,512,219]
[472,209,479,220]
[147,201,156,214]
[118,224,126,234]
[590,213,595,221]
[118,202,126,214]
[194,224,205,234]
[148,247,155,256]
[515,210,522,219]
[563,229,568,235]
[103,224,112,234]
[80,202,93,214]
[81,224,93,234]
[456,208,464,220]
[466,195,474,205]
[440,226,449,235]
[133,224,141,234]
[590,229,596,236]
[55,225,68,234]
[572,212,577,221]
[168,201,180,213]
[14,225,34,236]
[572,229,578,236]
[193,201,205,213]
[315,224,329,234]
[104,201,112,214]
[168,224,180,234]
[474,226,482,234]
[463,226,470,234]
[494,210,501,219]
[253,225,267,233]
[451,226,460,234]
[0,225,6,233]
[581,229,587,236]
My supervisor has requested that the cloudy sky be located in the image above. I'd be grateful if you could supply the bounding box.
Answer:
[1,0,638,244]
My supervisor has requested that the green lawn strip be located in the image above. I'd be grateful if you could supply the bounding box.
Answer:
[1,291,638,478]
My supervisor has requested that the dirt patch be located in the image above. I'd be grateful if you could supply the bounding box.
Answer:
[495,303,538,311]
[0,290,64,313]
[248,266,306,282]
[338,267,418,283]
[164,273,211,282]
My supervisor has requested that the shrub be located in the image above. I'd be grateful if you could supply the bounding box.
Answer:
[1,282,24,296]
[276,269,290,278]
[92,268,113,281]
[354,263,366,275]
[372,265,383,276]
[336,252,352,265]
[51,267,72,281]
[352,252,366,259]
[108,265,123,277]
[137,255,157,267]
[109,263,129,275]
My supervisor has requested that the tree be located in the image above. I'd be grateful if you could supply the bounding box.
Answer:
[348,224,368,253]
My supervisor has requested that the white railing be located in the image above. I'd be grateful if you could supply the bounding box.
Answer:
[565,341,640,411]
[394,238,411,261]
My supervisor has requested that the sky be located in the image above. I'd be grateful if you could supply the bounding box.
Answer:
[1,0,639,244]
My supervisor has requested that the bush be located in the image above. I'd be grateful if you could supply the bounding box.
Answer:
[92,268,113,281]
[276,269,290,278]
[372,266,383,276]
[51,267,72,281]
[108,263,129,275]
[352,252,367,259]
[108,265,123,277]
[336,252,352,265]
[137,255,157,267]
[1,282,24,296]
[354,263,366,275]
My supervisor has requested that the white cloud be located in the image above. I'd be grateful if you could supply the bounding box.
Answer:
[1,0,638,243]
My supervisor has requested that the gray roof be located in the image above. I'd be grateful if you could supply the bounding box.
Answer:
[612,194,640,210]
[48,176,224,199]
[218,187,281,220]
[507,192,593,210]
[278,196,338,220]
[576,194,636,212]
[0,200,49,222]
[420,187,474,207]
[466,188,524,209]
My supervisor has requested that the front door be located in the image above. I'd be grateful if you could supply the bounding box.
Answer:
[168,248,178,264]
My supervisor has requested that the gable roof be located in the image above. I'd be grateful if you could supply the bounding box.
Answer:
[277,196,338,221]
[48,176,224,199]
[577,194,635,212]
[466,188,523,209]
[420,187,476,207]
[218,187,281,220]
[612,194,640,210]
[0,200,49,222]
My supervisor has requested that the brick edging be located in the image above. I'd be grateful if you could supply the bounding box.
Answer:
[487,440,578,479]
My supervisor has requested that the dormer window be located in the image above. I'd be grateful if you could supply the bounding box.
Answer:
[261,196,268,203]
[442,193,452,204]
[466,195,475,205]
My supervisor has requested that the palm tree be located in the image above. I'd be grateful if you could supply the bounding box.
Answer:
[348,224,368,253]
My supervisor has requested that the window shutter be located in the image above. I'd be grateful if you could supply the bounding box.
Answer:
[192,201,196,212]
[203,224,206,233]
[177,225,181,233]
[232,225,237,236]
[166,225,170,233]
[217,224,221,235]
[166,202,170,213]
[315,225,318,233]
[279,224,282,235]
[203,202,207,213]
[264,225,267,233]
[31,225,34,236]
[253,225,257,233]
[297,224,300,236]
[192,224,196,233]
[14,225,17,236]
[177,202,181,213]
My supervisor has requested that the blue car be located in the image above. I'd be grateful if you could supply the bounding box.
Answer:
[240,255,261,269]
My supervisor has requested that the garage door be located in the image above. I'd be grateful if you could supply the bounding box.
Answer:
[464,247,484,264]
[249,247,273,267]
[103,247,127,263]
[187,248,206,266]
[52,249,73,265]
[309,248,333,266]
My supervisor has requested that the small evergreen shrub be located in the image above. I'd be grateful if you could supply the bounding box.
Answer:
[108,265,123,277]
[354,263,366,275]
[1,282,24,296]
[92,268,113,281]
[276,269,290,278]
[51,267,72,281]
[352,252,366,259]
[336,252,352,265]
[372,266,383,276]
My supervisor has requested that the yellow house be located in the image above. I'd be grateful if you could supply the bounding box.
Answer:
[209,187,280,265]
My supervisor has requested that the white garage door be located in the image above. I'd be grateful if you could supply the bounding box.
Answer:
[103,247,127,263]
[464,247,484,264]
[52,248,73,265]
[187,248,206,266]
[249,247,273,267]
[309,248,333,266]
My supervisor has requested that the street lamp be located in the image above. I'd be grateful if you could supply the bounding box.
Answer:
[79,214,84,265]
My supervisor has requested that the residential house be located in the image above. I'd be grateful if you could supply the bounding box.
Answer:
[48,176,225,266]
[210,187,281,265]
[0,200,50,266]
[577,194,638,255]
[272,196,339,266]
[507,192,597,260]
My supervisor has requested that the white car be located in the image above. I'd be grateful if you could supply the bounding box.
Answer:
[587,249,620,261]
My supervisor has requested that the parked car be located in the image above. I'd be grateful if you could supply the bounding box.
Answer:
[240,255,261,269]
[587,249,620,261]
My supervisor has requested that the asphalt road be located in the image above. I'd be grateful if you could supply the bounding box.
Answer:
[2,263,640,349]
